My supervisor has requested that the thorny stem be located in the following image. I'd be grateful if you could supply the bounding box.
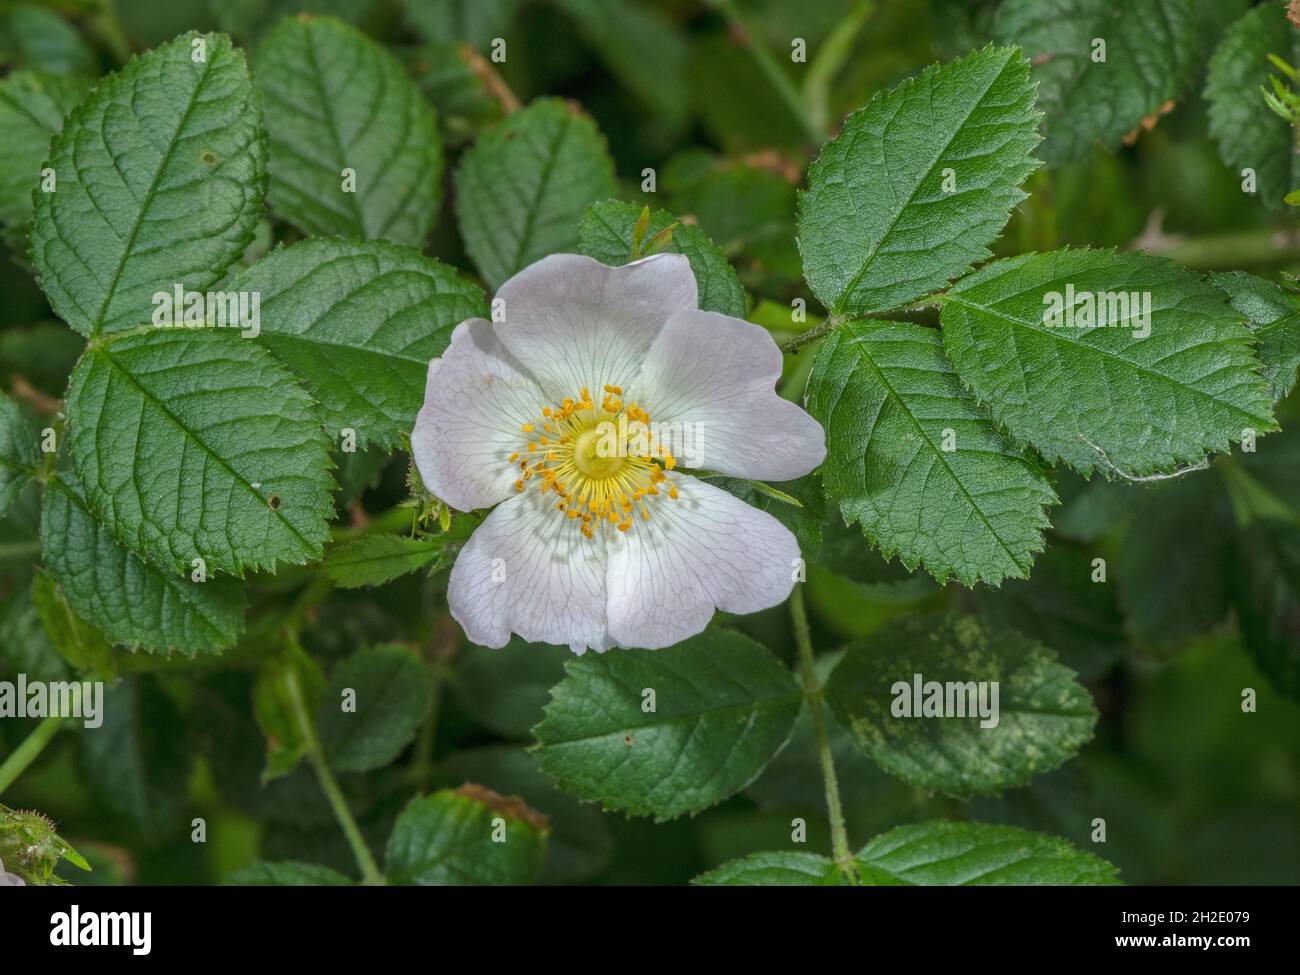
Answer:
[0,716,65,798]
[790,585,858,883]
[709,0,827,145]
[8,375,61,415]
[458,42,521,114]
[781,315,841,353]
[282,659,385,885]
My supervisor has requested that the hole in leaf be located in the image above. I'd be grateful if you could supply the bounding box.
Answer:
[268,493,281,510]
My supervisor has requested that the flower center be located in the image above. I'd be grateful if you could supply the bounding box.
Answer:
[509,385,678,538]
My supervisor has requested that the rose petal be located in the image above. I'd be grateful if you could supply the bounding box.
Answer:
[448,489,612,653]
[635,309,826,481]
[605,474,801,649]
[493,253,697,400]
[411,318,547,512]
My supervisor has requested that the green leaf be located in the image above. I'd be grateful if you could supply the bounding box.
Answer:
[1117,474,1235,650]
[318,644,433,772]
[81,676,191,836]
[0,321,84,397]
[253,643,325,782]
[532,629,801,820]
[0,572,70,684]
[693,851,843,886]
[385,785,548,885]
[1211,271,1300,402]
[824,615,1097,796]
[663,152,801,282]
[226,860,354,885]
[976,542,1124,681]
[455,97,617,289]
[400,0,519,46]
[453,638,571,739]
[1206,2,1300,211]
[213,0,375,42]
[553,0,689,130]
[253,16,442,247]
[433,745,613,883]
[1050,468,1140,543]
[320,534,448,589]
[0,4,96,76]
[29,568,115,676]
[1233,519,1300,702]
[578,201,745,317]
[30,32,267,338]
[806,320,1055,587]
[941,249,1277,477]
[797,46,1040,316]
[994,0,1201,163]
[0,393,38,517]
[65,328,335,577]
[854,820,1121,885]
[405,41,502,146]
[0,71,89,232]
[225,238,486,448]
[40,473,247,655]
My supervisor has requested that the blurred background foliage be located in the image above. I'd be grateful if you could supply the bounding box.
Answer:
[1,0,1298,885]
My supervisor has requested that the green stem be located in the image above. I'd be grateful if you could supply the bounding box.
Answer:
[1137,225,1300,270]
[804,1,875,136]
[781,315,841,353]
[790,585,857,883]
[710,0,826,144]
[0,716,65,798]
[284,663,385,885]
[90,0,133,64]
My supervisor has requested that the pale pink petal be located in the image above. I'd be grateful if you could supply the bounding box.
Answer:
[492,253,697,400]
[449,489,612,654]
[411,319,546,512]
[634,310,826,481]
[605,474,801,649]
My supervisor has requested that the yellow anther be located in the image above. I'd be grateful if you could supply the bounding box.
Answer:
[509,382,680,538]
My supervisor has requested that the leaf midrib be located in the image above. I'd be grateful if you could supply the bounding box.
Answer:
[300,20,369,235]
[943,292,1276,425]
[87,50,216,338]
[87,342,319,558]
[536,690,800,747]
[838,328,1033,575]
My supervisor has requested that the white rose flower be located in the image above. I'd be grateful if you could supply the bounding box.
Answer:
[0,854,24,886]
[412,253,826,653]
